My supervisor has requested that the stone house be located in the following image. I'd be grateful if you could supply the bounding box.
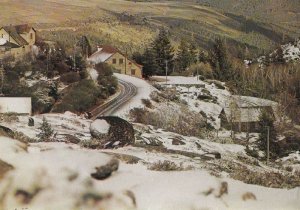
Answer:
[219,96,277,132]
[0,24,36,59]
[87,45,143,78]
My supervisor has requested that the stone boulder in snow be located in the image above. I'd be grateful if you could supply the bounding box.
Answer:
[90,116,135,148]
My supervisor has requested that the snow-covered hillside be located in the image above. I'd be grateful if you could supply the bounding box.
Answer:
[0,75,299,210]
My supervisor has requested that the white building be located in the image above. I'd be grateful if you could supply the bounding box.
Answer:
[0,97,31,115]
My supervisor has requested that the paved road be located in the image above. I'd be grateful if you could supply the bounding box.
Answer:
[90,79,137,120]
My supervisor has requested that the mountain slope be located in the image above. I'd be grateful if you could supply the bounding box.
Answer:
[0,0,297,53]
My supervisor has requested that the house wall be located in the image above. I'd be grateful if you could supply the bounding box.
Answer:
[20,28,36,45]
[0,29,19,46]
[0,97,31,115]
[106,52,143,78]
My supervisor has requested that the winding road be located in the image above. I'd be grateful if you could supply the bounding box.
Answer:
[90,79,137,120]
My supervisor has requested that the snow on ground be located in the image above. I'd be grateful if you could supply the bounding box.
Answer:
[282,39,300,61]
[1,112,92,141]
[151,76,278,129]
[113,73,155,118]
[0,136,299,210]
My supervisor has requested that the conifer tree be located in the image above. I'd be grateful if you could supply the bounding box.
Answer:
[208,38,232,81]
[199,50,208,63]
[133,47,158,78]
[37,117,54,141]
[152,29,174,75]
[189,42,198,65]
[257,110,279,158]
[177,39,191,71]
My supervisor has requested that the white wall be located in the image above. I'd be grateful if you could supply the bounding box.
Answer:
[0,97,31,114]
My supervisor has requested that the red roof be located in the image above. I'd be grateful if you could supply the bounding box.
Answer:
[91,45,143,68]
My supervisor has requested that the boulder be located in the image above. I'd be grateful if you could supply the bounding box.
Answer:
[90,116,135,149]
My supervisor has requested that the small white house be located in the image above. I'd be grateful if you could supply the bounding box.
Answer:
[0,97,31,115]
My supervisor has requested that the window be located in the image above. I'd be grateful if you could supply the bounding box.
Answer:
[131,69,136,75]
[30,33,33,40]
[1,34,3,38]
[112,58,117,64]
[119,58,124,64]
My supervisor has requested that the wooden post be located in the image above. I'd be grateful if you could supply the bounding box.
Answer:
[165,60,168,85]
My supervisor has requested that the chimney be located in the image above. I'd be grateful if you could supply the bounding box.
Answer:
[97,46,102,52]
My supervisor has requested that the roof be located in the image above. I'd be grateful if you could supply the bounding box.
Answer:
[0,41,20,48]
[231,95,277,108]
[0,24,35,46]
[221,106,274,123]
[88,45,143,68]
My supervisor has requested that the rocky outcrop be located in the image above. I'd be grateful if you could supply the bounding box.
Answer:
[90,116,135,149]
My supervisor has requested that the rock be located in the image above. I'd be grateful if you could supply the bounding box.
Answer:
[28,117,34,127]
[62,134,81,144]
[171,136,186,145]
[0,159,13,179]
[90,116,135,149]
[0,125,14,138]
[91,159,119,180]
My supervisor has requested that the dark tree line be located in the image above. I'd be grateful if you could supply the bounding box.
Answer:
[133,29,199,78]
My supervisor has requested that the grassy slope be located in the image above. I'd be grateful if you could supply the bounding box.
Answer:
[0,0,296,53]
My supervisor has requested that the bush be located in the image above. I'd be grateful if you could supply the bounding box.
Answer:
[95,63,118,96]
[52,79,101,113]
[60,72,81,84]
[141,99,153,108]
[148,160,185,171]
[188,63,213,79]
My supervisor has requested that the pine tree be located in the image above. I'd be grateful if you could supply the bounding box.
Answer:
[257,110,279,158]
[37,117,54,141]
[199,50,208,63]
[76,36,92,58]
[208,38,232,81]
[188,42,198,65]
[177,39,191,71]
[152,29,175,75]
[133,47,158,78]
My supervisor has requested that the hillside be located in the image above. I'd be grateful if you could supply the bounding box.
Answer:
[195,0,300,37]
[0,0,297,53]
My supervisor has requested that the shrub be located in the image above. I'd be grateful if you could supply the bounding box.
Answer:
[60,72,81,84]
[148,160,184,171]
[141,99,153,108]
[188,63,213,79]
[52,79,101,113]
[37,117,54,141]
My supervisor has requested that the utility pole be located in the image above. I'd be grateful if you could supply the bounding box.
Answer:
[165,60,168,85]
[74,45,76,71]
[0,64,4,96]
[266,126,270,165]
